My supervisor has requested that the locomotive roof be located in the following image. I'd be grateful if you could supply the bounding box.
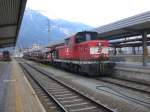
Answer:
[64,31,98,40]
[76,31,97,34]
[93,11,150,40]
[0,0,27,48]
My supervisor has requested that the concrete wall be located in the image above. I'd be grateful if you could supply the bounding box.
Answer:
[110,55,150,63]
[112,67,150,85]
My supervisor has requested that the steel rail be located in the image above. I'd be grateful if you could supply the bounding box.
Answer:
[20,61,115,112]
[20,63,69,112]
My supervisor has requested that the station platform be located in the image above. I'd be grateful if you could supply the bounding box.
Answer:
[111,61,150,85]
[110,55,150,63]
[115,61,150,70]
[0,60,45,112]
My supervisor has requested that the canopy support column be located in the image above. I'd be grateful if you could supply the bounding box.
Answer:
[142,31,148,66]
[132,47,136,55]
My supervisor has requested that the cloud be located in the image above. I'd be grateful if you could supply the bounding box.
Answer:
[26,0,150,27]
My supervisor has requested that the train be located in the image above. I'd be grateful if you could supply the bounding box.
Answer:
[0,50,11,61]
[23,31,115,76]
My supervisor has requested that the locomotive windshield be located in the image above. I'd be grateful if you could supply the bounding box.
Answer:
[76,31,98,43]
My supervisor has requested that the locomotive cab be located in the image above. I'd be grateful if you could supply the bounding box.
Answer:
[75,31,98,43]
[74,31,114,76]
[59,31,113,76]
[75,31,109,61]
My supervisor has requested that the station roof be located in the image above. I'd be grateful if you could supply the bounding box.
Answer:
[109,37,150,45]
[0,0,27,48]
[109,42,150,48]
[93,11,150,40]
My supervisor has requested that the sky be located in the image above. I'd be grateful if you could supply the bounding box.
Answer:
[26,0,150,27]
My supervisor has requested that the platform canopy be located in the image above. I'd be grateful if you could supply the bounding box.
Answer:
[93,11,150,40]
[0,0,27,48]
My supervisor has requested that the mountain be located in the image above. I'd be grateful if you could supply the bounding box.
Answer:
[17,9,93,48]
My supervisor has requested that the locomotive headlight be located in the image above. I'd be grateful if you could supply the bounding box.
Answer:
[90,47,99,54]
[101,47,109,54]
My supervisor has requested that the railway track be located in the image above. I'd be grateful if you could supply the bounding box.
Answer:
[19,61,115,112]
[96,77,150,108]
[21,64,63,112]
[97,77,150,94]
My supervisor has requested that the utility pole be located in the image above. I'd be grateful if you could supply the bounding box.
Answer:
[47,19,51,45]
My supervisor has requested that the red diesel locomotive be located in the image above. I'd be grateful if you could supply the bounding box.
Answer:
[24,31,114,76]
[0,51,11,61]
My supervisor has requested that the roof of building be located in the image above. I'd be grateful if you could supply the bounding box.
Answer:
[0,0,27,48]
[93,11,150,40]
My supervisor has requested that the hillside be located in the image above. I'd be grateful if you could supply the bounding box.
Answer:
[17,9,93,48]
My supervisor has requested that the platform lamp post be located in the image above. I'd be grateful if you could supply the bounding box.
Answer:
[142,31,148,66]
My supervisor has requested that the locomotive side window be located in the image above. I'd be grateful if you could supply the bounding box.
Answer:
[90,32,98,40]
[76,32,98,43]
[52,50,58,59]
[86,34,91,41]
[76,34,86,43]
